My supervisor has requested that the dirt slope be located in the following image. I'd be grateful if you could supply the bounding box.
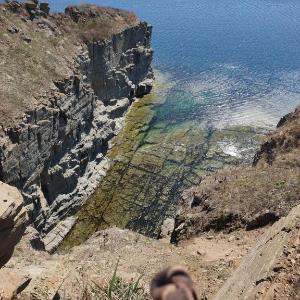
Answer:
[214,204,300,300]
[1,226,262,299]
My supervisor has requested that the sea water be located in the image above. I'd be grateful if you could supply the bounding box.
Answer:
[51,0,300,128]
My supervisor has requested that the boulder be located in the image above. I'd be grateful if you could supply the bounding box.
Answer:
[160,218,175,240]
[21,33,32,43]
[0,182,28,268]
[7,25,19,34]
[39,2,50,15]
[25,226,45,251]
[25,0,38,11]
[136,79,153,97]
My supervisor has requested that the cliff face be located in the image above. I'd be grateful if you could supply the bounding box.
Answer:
[0,3,153,247]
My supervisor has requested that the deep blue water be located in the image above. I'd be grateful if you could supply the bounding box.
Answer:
[49,0,300,128]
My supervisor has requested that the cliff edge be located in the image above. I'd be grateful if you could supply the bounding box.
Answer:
[0,1,153,251]
[171,106,300,299]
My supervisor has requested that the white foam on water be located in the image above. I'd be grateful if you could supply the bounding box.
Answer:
[218,142,242,158]
[211,103,279,129]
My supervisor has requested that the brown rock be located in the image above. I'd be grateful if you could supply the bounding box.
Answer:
[0,269,31,300]
[0,182,28,268]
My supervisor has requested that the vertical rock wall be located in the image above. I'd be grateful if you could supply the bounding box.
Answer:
[0,22,153,245]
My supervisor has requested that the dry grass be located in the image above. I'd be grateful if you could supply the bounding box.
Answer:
[79,18,115,42]
[74,260,147,300]
[66,5,138,42]
[0,4,138,128]
[178,157,299,235]
[0,13,76,127]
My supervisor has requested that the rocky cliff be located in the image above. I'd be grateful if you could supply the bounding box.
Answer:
[0,2,153,250]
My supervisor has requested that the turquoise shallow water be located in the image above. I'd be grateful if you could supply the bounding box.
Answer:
[49,0,300,128]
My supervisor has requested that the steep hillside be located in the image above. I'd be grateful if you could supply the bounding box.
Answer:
[214,204,300,299]
[1,2,299,300]
[172,106,300,242]
[0,1,153,251]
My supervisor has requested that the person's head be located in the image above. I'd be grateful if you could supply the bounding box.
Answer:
[150,266,198,300]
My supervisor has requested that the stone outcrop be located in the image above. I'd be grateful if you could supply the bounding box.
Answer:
[24,0,50,19]
[0,4,153,251]
[253,105,300,166]
[214,204,300,300]
[0,181,28,267]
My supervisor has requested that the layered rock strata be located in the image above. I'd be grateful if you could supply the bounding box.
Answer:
[0,4,153,251]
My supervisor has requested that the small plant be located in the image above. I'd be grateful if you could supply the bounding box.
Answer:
[82,259,147,300]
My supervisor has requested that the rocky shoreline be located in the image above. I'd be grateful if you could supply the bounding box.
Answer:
[0,2,299,299]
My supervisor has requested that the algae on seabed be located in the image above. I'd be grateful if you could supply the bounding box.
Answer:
[62,71,175,247]
[62,70,266,248]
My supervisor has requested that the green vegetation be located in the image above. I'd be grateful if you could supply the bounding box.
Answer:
[80,260,147,300]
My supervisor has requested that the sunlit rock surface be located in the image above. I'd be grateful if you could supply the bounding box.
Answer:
[0,181,28,268]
